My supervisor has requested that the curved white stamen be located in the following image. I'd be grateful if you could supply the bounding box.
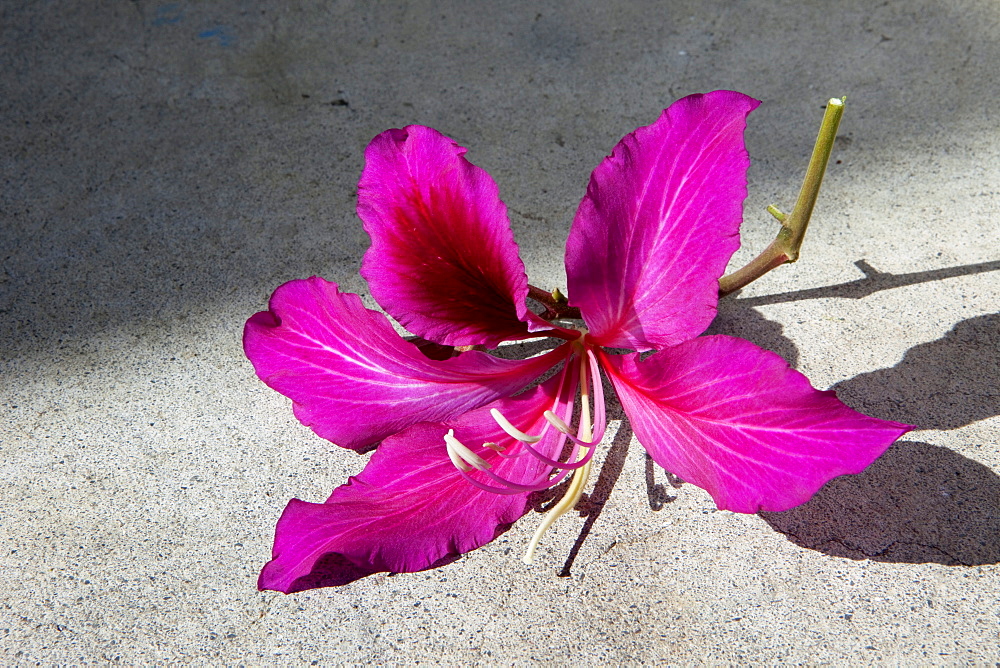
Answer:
[446,338,612,558]
[447,451,473,472]
[455,463,578,495]
[445,435,472,472]
[517,433,592,470]
[587,348,607,444]
[543,410,602,449]
[490,408,542,443]
[451,350,593,492]
[444,429,491,471]
[524,348,603,565]
[543,410,572,434]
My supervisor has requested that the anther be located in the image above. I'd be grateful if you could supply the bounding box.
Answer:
[490,408,542,443]
[543,410,572,434]
[444,429,492,471]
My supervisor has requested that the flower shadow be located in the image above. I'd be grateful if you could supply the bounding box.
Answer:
[664,301,1000,567]
[706,297,800,367]
[644,452,679,511]
[514,299,998,571]
[760,440,1000,566]
[832,312,1000,430]
[538,303,800,575]
[758,312,1000,565]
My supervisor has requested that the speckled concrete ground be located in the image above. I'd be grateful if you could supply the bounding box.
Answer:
[2,1,998,664]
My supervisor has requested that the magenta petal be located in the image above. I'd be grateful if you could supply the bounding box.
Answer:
[358,125,545,347]
[600,337,913,513]
[258,377,563,593]
[566,91,760,351]
[244,277,565,451]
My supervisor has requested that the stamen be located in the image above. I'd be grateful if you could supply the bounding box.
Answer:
[586,348,607,445]
[446,444,472,472]
[455,462,577,495]
[444,429,492,471]
[444,340,612,559]
[490,408,543,443]
[523,349,603,565]
[523,459,593,565]
[518,436,592,469]
[543,409,602,450]
[543,410,572,434]
[450,351,596,494]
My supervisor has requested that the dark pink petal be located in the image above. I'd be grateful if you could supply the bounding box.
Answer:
[244,277,565,451]
[358,125,548,347]
[600,337,912,513]
[258,376,565,593]
[566,91,760,351]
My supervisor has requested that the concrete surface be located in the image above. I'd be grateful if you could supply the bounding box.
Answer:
[2,0,998,663]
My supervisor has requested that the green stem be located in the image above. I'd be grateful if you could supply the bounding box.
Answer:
[718,97,845,297]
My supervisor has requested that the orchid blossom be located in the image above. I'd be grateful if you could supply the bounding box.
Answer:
[245,91,911,593]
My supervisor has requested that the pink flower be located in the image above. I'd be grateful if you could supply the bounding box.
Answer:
[245,91,911,593]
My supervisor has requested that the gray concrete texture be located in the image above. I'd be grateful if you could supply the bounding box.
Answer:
[2,0,998,663]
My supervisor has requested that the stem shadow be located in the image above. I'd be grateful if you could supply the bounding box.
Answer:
[732,259,1000,308]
